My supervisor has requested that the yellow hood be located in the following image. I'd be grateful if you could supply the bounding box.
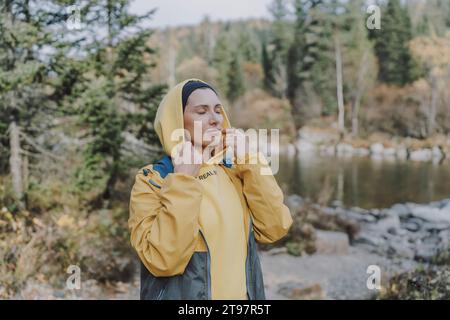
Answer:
[153,78,232,164]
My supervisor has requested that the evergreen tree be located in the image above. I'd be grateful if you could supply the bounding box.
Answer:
[68,1,166,199]
[286,0,335,129]
[266,0,292,98]
[226,53,245,103]
[0,0,73,206]
[370,0,421,86]
[212,32,232,96]
[262,38,277,94]
[237,30,259,63]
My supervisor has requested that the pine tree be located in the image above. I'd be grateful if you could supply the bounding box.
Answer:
[212,32,232,96]
[0,0,73,207]
[226,53,245,104]
[266,0,292,98]
[68,0,166,199]
[237,30,259,64]
[286,0,335,130]
[262,38,277,94]
[370,0,420,86]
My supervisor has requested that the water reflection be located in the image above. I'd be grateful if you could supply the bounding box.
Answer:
[275,153,450,209]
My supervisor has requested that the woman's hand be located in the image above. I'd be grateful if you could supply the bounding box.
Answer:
[222,128,256,162]
[173,140,203,177]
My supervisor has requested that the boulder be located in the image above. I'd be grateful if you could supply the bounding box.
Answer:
[285,194,304,214]
[336,143,354,156]
[314,230,350,255]
[278,282,326,300]
[402,220,421,232]
[389,203,411,219]
[383,148,397,157]
[372,215,401,232]
[354,148,370,156]
[296,140,316,153]
[410,206,450,224]
[432,146,443,160]
[387,241,415,259]
[396,147,408,160]
[370,143,384,155]
[409,149,432,161]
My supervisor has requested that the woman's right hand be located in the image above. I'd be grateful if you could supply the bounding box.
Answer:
[173,141,203,177]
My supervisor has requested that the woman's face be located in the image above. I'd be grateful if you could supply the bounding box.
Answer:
[183,88,224,148]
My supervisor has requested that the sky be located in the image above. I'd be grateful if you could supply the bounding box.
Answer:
[130,0,274,29]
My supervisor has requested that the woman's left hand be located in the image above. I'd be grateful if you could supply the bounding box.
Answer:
[222,128,254,161]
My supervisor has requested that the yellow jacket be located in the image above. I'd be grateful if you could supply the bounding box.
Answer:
[128,78,293,299]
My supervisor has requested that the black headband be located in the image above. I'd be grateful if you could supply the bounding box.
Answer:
[182,80,218,112]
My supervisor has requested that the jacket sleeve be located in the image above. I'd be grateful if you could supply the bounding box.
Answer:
[235,152,293,244]
[128,170,203,277]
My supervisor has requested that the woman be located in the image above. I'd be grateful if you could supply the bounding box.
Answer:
[128,78,293,300]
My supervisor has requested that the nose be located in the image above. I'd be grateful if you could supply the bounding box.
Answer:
[209,111,220,126]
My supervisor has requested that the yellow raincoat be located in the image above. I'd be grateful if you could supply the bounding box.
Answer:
[128,78,293,300]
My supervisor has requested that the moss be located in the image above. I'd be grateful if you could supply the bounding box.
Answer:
[379,248,450,300]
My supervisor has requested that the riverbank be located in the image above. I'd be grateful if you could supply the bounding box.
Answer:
[280,127,450,163]
[260,196,450,299]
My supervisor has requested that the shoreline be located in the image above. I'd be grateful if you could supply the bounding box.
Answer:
[277,127,450,163]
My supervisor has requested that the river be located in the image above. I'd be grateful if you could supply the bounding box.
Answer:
[275,153,450,209]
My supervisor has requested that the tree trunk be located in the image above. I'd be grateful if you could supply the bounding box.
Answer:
[428,75,438,137]
[351,99,360,137]
[351,50,370,137]
[9,121,24,205]
[335,35,345,136]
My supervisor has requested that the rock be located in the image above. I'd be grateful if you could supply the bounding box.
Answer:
[432,146,443,160]
[383,148,397,157]
[396,147,408,159]
[387,241,415,259]
[354,148,370,156]
[415,245,438,262]
[343,209,376,223]
[314,230,350,255]
[370,143,384,155]
[330,200,343,208]
[422,222,450,232]
[281,143,296,157]
[353,232,385,247]
[369,209,388,219]
[421,235,441,245]
[277,282,326,300]
[318,145,336,156]
[402,221,421,232]
[372,215,401,232]
[389,203,411,218]
[410,206,450,224]
[17,282,55,300]
[296,140,316,153]
[439,199,450,210]
[336,143,354,156]
[266,247,288,256]
[409,149,432,161]
[439,230,450,247]
[285,194,304,214]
